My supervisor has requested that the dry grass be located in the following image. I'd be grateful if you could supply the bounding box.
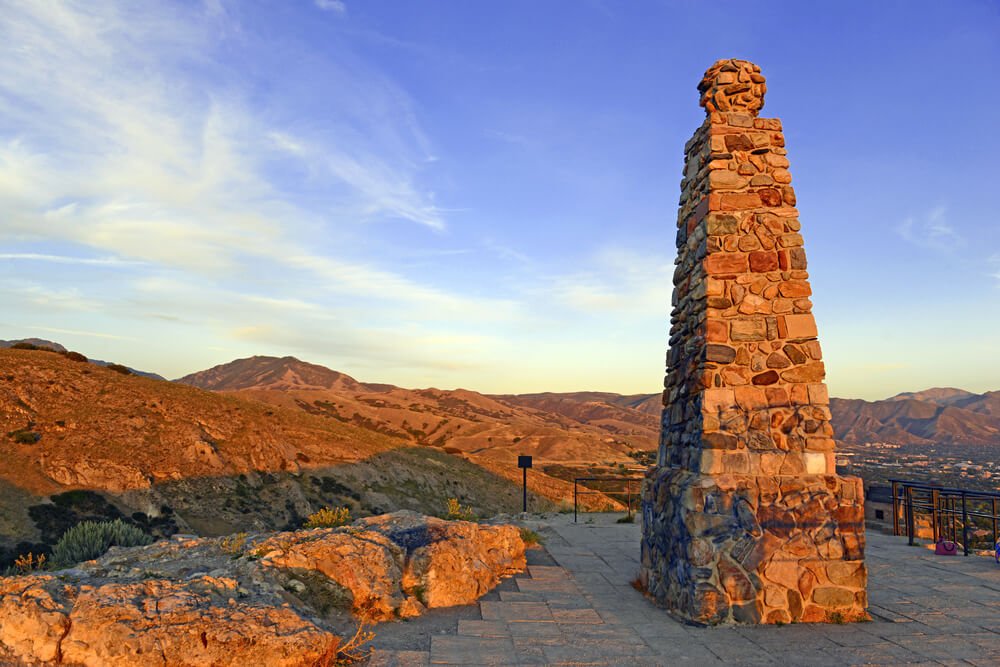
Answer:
[305,507,352,529]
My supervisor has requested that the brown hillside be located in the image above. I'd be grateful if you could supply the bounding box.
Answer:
[0,349,615,553]
[176,355,374,392]
[830,393,1000,447]
[179,357,653,466]
[496,392,659,440]
[1,349,402,496]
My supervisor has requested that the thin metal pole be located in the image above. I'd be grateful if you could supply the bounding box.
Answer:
[951,496,957,543]
[993,498,998,548]
[522,467,527,513]
[906,486,915,546]
[892,480,900,536]
[961,492,969,556]
[931,488,940,544]
[574,480,578,523]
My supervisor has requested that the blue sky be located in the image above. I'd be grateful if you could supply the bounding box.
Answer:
[1,0,998,399]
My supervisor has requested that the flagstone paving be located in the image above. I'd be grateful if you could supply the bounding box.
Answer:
[369,514,1000,666]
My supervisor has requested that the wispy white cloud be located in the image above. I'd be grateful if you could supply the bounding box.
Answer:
[0,1,540,383]
[0,253,144,266]
[31,326,134,341]
[896,206,964,251]
[541,248,673,315]
[315,0,347,14]
[989,253,1000,287]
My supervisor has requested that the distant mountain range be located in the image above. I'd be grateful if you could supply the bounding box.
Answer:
[830,389,1000,447]
[5,337,997,450]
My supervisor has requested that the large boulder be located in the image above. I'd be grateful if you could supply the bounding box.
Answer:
[0,574,334,667]
[357,511,526,608]
[0,576,69,663]
[0,512,526,664]
[257,528,408,621]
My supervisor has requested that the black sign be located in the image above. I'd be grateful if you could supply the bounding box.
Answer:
[517,455,533,469]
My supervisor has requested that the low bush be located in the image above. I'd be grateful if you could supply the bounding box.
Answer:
[11,430,40,444]
[304,506,352,529]
[106,363,132,375]
[14,552,47,573]
[52,519,152,567]
[444,498,476,521]
[519,527,543,547]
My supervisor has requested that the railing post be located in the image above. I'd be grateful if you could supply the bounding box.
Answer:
[906,485,915,546]
[891,480,900,536]
[931,488,940,544]
[574,480,578,524]
[993,498,998,549]
[961,492,969,556]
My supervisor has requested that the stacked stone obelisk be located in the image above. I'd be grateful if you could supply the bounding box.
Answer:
[640,59,868,625]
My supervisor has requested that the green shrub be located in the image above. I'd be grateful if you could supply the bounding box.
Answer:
[52,519,152,567]
[519,527,543,547]
[444,498,476,521]
[304,506,352,529]
[12,430,40,444]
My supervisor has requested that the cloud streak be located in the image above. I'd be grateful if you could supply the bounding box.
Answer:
[896,206,964,251]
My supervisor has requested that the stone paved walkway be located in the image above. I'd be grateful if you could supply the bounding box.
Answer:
[369,514,1000,666]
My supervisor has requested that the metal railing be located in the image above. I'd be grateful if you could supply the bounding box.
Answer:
[573,476,643,523]
[890,479,1000,556]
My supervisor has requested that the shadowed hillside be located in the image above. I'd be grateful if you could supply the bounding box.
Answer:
[0,348,616,564]
[177,356,650,495]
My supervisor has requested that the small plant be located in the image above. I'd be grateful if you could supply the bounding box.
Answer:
[445,498,475,521]
[61,351,88,362]
[52,519,152,567]
[220,532,248,556]
[14,552,47,573]
[616,514,635,524]
[519,527,543,547]
[106,363,132,375]
[827,611,845,624]
[409,584,427,605]
[11,430,41,444]
[313,623,375,666]
[305,506,352,529]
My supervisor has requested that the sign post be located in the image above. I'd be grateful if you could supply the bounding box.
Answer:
[517,455,532,513]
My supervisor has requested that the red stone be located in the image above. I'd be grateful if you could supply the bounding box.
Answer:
[748,251,778,272]
[777,250,789,270]
[752,370,779,385]
[778,281,811,298]
[704,252,749,275]
[706,320,728,342]
[758,189,782,207]
[715,192,762,211]
[724,134,754,151]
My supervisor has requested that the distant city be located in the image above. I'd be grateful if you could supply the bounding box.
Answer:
[837,441,999,493]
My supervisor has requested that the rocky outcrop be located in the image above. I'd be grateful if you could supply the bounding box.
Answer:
[0,511,526,665]
[358,512,526,609]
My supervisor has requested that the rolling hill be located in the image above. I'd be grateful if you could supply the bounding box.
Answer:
[176,356,647,504]
[0,348,595,562]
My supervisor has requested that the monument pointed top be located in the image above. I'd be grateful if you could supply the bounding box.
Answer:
[698,59,767,116]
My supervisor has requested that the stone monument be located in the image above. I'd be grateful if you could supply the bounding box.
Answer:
[640,59,868,625]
